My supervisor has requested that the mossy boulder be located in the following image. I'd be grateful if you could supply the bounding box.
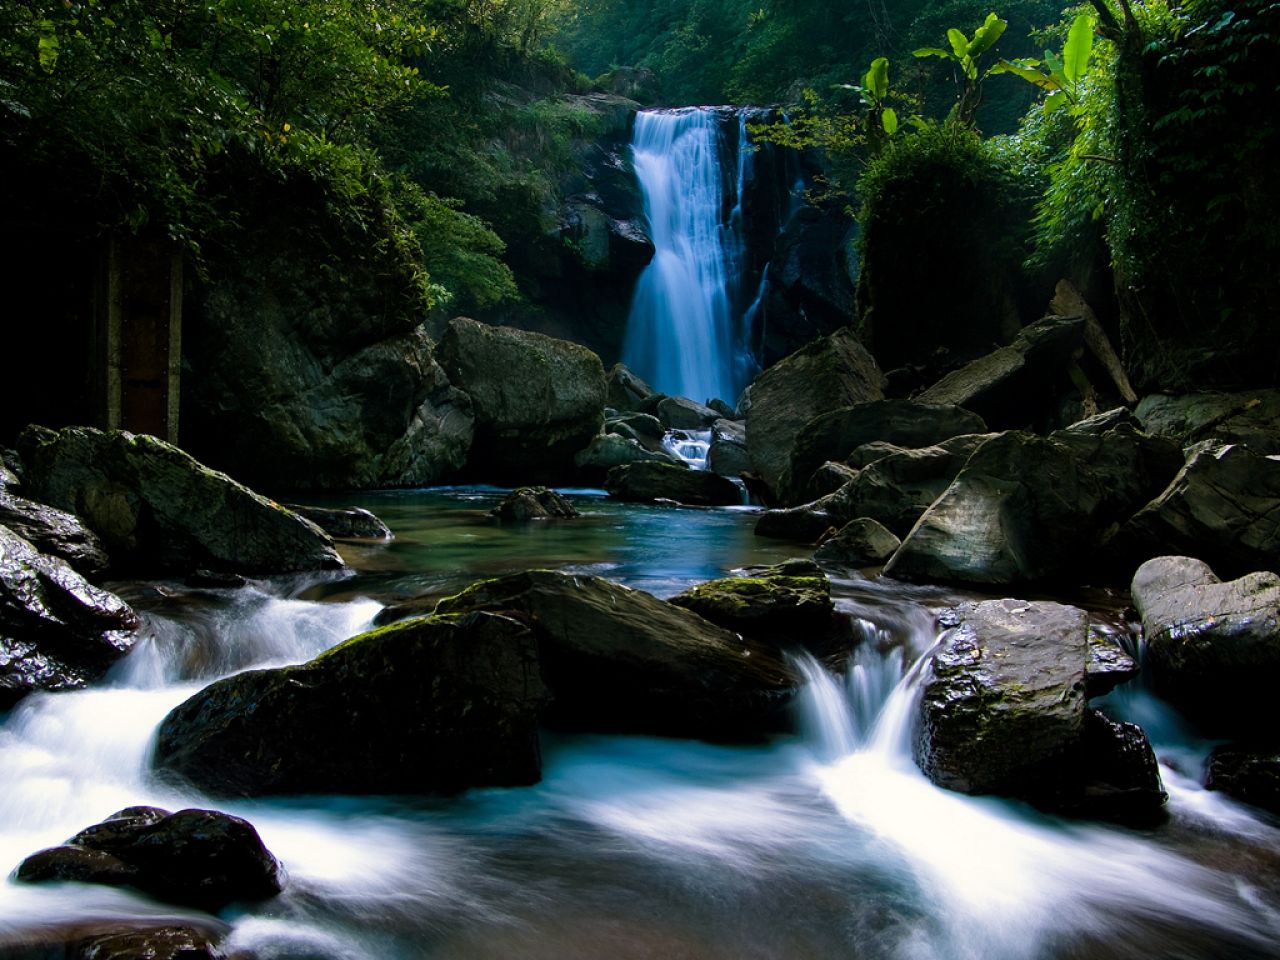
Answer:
[152,611,549,796]
[436,317,607,485]
[604,461,741,507]
[17,426,343,577]
[435,570,798,740]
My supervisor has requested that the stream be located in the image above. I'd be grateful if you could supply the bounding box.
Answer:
[1,488,1278,959]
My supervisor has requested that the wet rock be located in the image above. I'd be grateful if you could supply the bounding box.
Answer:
[17,426,343,577]
[436,318,607,485]
[915,316,1086,430]
[754,500,838,543]
[742,328,885,499]
[1206,744,1280,815]
[1073,709,1167,824]
[491,487,580,522]
[0,524,140,708]
[778,401,986,505]
[1131,556,1280,734]
[285,504,392,540]
[1118,443,1280,578]
[669,562,836,652]
[575,434,680,480]
[0,489,110,576]
[604,461,741,507]
[1086,623,1140,698]
[814,518,901,567]
[435,570,797,740]
[605,412,665,448]
[0,447,21,489]
[605,363,656,413]
[16,806,283,912]
[184,570,248,590]
[0,922,230,960]
[656,396,720,430]
[708,419,751,479]
[153,612,548,796]
[1136,390,1280,455]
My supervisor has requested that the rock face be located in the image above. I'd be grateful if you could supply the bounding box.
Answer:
[669,561,836,651]
[285,504,392,540]
[814,518,901,566]
[742,328,885,499]
[1,525,140,708]
[15,806,283,912]
[435,571,797,740]
[0,488,111,576]
[1131,556,1280,733]
[605,461,741,507]
[1206,745,1280,815]
[1135,390,1280,454]
[153,612,549,796]
[436,318,607,485]
[17,426,343,577]
[491,487,580,522]
[887,416,1180,586]
[778,401,986,505]
[1119,443,1280,578]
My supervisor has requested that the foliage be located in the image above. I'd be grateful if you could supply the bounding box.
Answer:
[914,12,1010,124]
[991,12,1096,114]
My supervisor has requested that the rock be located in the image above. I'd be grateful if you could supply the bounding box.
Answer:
[1086,622,1140,697]
[915,316,1086,430]
[754,501,838,543]
[656,396,720,430]
[184,570,248,590]
[153,612,548,796]
[708,419,751,479]
[916,599,1090,799]
[778,401,987,505]
[846,440,905,469]
[1130,556,1280,734]
[604,461,741,507]
[574,433,679,480]
[0,447,21,489]
[17,426,344,577]
[886,420,1181,586]
[805,462,859,501]
[1073,709,1167,824]
[1206,745,1280,815]
[668,562,836,651]
[814,518,901,566]
[1118,443,1280,578]
[0,489,110,576]
[435,570,797,740]
[742,328,885,499]
[1135,390,1280,455]
[284,504,392,540]
[491,487,580,521]
[436,318,607,485]
[605,363,656,413]
[708,398,736,419]
[0,922,229,960]
[1,525,140,708]
[605,412,665,447]
[16,806,283,912]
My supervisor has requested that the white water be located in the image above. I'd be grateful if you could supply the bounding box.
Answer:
[622,108,758,407]
[1,557,1278,957]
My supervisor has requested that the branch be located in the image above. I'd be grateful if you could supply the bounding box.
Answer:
[1085,0,1122,39]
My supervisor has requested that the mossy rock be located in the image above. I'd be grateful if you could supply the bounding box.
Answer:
[669,564,836,652]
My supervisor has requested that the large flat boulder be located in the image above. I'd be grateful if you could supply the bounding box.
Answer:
[1131,556,1280,734]
[435,570,797,740]
[153,611,548,796]
[17,426,343,577]
[742,328,885,499]
[604,461,741,507]
[1,524,140,708]
[436,317,606,484]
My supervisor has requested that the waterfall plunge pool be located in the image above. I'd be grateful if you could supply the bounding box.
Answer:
[1,488,1277,959]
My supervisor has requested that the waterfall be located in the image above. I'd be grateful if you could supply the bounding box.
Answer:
[622,108,759,406]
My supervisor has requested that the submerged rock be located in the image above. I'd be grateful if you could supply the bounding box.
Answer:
[0,524,140,708]
[153,612,549,796]
[604,461,741,507]
[436,317,607,485]
[285,504,392,540]
[0,488,111,576]
[1206,744,1280,815]
[1130,556,1280,734]
[17,426,343,577]
[491,487,580,522]
[435,570,797,740]
[814,518,900,567]
[16,806,283,912]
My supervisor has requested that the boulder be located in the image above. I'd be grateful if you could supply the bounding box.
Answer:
[284,504,392,540]
[436,318,607,485]
[0,923,229,960]
[1,525,140,708]
[708,398,736,419]
[914,315,1086,430]
[605,412,665,448]
[1136,389,1280,455]
[17,426,343,577]
[886,419,1181,586]
[435,570,797,740]
[742,328,885,499]
[605,363,657,413]
[1086,622,1140,697]
[805,461,860,501]
[1206,745,1280,815]
[1130,556,1280,733]
[668,562,836,651]
[1073,709,1167,824]
[491,487,580,522]
[574,433,679,480]
[1118,443,1280,578]
[708,419,751,479]
[0,447,21,489]
[604,461,741,507]
[754,500,838,543]
[0,489,110,576]
[16,806,283,912]
[814,518,901,566]
[153,612,549,796]
[656,396,720,430]
[778,401,986,505]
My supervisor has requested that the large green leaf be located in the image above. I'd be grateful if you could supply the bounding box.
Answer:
[881,107,899,135]
[36,22,59,74]
[967,13,1007,59]
[991,59,1060,91]
[947,28,969,59]
[913,47,952,60]
[1063,13,1094,84]
[865,57,889,102]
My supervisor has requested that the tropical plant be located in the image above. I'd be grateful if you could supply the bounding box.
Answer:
[990,13,1096,115]
[913,12,1009,125]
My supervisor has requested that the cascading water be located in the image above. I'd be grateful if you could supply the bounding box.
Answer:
[621,108,760,406]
